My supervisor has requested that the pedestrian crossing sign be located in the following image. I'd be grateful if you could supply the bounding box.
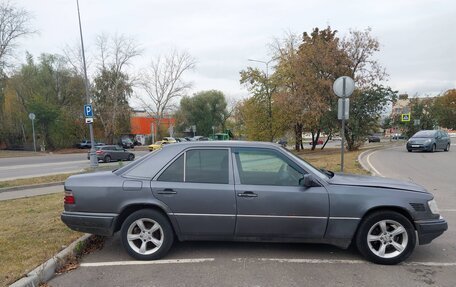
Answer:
[401,113,411,122]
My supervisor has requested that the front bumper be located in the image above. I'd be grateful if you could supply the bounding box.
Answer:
[61,211,118,236]
[407,143,432,151]
[415,216,448,245]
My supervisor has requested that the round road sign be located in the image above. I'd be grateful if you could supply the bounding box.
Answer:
[28,113,36,120]
[333,76,355,98]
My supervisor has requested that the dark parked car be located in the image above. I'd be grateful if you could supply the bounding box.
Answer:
[119,138,135,149]
[77,140,104,149]
[368,135,381,143]
[407,130,451,152]
[88,145,135,163]
[63,141,447,265]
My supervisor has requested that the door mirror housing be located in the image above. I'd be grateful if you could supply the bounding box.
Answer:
[300,174,315,187]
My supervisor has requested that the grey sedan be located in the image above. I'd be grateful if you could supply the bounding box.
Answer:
[63,141,447,265]
[407,130,451,152]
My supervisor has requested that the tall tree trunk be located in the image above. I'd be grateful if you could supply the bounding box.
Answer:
[294,122,303,151]
[321,131,331,150]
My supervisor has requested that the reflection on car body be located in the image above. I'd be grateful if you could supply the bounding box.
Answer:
[63,141,447,265]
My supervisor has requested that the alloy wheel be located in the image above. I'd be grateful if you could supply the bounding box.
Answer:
[367,219,408,259]
[127,218,164,255]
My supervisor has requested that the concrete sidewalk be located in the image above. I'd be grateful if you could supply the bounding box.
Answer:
[0,184,63,201]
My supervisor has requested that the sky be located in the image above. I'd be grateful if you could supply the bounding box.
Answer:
[13,0,456,108]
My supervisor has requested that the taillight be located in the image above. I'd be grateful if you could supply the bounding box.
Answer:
[96,150,104,154]
[64,191,75,204]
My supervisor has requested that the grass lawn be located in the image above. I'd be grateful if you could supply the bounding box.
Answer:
[0,193,82,286]
[0,173,74,189]
[297,147,369,175]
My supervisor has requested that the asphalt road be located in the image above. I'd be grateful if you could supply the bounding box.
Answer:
[0,150,149,180]
[49,145,456,287]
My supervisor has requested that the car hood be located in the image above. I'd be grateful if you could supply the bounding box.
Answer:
[328,173,428,193]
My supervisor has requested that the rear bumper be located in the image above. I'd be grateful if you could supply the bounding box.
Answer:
[415,217,448,245]
[61,211,118,236]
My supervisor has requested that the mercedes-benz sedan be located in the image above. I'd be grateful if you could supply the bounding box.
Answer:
[62,141,447,265]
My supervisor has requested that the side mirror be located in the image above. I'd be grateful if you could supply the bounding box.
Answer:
[299,174,314,187]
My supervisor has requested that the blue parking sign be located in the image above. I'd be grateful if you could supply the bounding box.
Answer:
[84,104,93,117]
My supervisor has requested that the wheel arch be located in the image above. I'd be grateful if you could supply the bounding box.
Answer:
[355,205,417,236]
[114,203,181,239]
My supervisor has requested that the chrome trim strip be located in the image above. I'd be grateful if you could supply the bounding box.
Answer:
[236,215,327,219]
[171,213,234,217]
[329,217,361,220]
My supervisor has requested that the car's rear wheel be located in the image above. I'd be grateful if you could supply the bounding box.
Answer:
[104,155,111,163]
[355,211,415,265]
[128,154,135,161]
[431,144,436,152]
[121,209,174,260]
[444,143,450,152]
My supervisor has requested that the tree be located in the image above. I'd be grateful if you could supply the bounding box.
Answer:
[390,97,436,138]
[433,89,456,129]
[0,1,35,75]
[344,85,397,150]
[138,49,195,137]
[3,53,86,149]
[92,33,141,143]
[175,90,228,137]
[342,28,393,150]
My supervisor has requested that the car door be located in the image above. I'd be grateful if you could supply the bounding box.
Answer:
[115,145,127,160]
[152,148,236,238]
[233,147,329,239]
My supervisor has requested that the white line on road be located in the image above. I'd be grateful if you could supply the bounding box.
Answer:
[239,258,456,267]
[366,149,384,177]
[440,209,456,212]
[80,258,215,267]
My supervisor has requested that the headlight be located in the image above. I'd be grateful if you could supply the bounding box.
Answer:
[428,199,440,214]
[425,139,432,144]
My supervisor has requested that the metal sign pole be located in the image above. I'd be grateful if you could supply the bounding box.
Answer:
[77,0,97,168]
[31,118,36,152]
[341,78,346,173]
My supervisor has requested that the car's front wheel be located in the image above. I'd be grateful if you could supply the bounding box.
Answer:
[355,211,416,265]
[121,209,174,260]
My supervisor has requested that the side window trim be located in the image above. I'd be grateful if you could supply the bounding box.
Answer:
[153,151,186,181]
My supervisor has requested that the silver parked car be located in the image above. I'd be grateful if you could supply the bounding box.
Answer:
[88,145,135,163]
[63,141,447,265]
[407,130,451,152]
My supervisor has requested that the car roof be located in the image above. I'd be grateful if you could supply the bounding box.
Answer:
[163,140,280,149]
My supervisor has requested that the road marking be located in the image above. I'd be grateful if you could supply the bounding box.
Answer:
[80,258,215,267]
[366,149,384,177]
[235,258,456,267]
[441,209,456,212]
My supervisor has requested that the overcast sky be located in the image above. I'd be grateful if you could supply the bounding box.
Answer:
[14,0,456,106]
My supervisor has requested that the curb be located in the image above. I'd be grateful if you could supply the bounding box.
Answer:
[0,181,64,193]
[9,234,92,287]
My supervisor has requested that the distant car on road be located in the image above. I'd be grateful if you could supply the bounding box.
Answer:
[62,141,447,265]
[148,141,172,151]
[309,139,324,145]
[77,140,104,149]
[119,138,135,149]
[368,135,381,143]
[392,133,405,140]
[88,145,135,163]
[407,130,451,152]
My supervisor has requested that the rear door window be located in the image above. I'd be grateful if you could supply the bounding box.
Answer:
[158,155,184,182]
[185,149,229,184]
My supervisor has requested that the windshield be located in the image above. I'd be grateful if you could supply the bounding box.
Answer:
[280,147,329,180]
[412,131,436,138]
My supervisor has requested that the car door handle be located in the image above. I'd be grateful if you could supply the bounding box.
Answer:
[157,188,177,195]
[237,191,258,198]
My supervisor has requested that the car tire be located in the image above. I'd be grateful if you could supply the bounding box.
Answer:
[104,155,111,163]
[121,209,174,260]
[355,211,416,265]
[128,154,135,161]
[407,149,412,152]
[444,143,450,152]
[431,144,436,153]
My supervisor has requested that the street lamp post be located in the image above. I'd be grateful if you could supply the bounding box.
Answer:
[248,58,274,142]
[76,0,97,168]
